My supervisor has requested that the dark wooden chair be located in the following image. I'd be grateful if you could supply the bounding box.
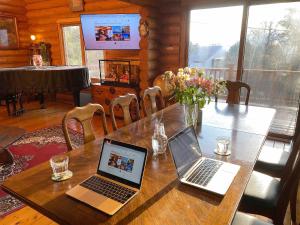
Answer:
[62,103,108,151]
[254,137,297,178]
[109,93,140,131]
[141,86,165,117]
[239,134,300,225]
[216,80,251,105]
[232,212,273,225]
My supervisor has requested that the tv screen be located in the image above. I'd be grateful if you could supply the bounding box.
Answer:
[80,14,141,50]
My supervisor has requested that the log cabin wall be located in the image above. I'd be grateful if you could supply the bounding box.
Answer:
[25,0,161,90]
[25,0,141,66]
[139,6,160,89]
[158,0,181,74]
[0,0,30,68]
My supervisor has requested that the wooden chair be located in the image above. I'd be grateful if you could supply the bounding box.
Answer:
[216,80,251,105]
[254,136,298,178]
[141,86,165,117]
[109,93,140,131]
[62,103,108,151]
[239,134,300,225]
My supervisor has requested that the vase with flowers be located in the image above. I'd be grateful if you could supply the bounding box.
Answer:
[162,67,225,127]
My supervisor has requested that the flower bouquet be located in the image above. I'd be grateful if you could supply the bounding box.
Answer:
[163,67,225,126]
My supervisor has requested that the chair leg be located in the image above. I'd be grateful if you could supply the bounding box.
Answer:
[5,98,11,116]
[12,96,17,116]
[291,180,299,224]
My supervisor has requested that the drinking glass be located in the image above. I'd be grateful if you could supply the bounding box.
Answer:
[215,136,231,155]
[50,154,72,181]
[152,122,168,157]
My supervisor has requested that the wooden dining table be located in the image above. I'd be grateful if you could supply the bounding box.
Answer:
[1,102,276,225]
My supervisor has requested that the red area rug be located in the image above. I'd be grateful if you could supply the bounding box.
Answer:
[0,126,83,217]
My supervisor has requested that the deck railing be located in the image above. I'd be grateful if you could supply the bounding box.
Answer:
[205,67,300,135]
[205,67,300,108]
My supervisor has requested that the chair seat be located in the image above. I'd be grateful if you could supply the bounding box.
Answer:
[240,171,281,216]
[255,146,289,176]
[232,212,273,225]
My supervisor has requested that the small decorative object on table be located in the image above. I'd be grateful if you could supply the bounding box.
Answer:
[50,154,73,181]
[32,54,43,67]
[162,67,225,127]
[152,121,168,157]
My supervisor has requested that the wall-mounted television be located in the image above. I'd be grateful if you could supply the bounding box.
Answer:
[80,14,141,50]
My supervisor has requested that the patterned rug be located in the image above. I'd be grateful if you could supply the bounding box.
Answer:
[0,126,83,217]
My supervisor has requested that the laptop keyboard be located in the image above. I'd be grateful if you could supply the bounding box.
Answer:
[186,159,223,187]
[80,176,136,204]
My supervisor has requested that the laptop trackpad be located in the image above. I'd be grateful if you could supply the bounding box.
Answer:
[67,185,123,215]
[206,164,240,195]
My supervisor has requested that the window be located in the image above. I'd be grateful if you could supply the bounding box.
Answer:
[85,50,104,80]
[60,23,104,81]
[188,2,300,137]
[62,25,83,66]
[189,6,243,73]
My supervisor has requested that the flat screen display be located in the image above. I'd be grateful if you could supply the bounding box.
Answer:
[99,141,146,185]
[80,14,141,50]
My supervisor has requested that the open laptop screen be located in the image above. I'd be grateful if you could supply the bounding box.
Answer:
[168,126,202,178]
[98,139,147,188]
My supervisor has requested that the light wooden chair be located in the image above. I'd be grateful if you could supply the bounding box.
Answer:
[141,86,165,117]
[216,80,251,105]
[109,93,140,131]
[62,103,108,151]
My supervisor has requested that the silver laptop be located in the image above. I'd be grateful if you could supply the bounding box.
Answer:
[168,126,240,195]
[66,138,147,215]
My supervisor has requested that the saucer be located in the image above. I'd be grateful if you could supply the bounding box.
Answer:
[51,170,73,182]
[214,149,231,156]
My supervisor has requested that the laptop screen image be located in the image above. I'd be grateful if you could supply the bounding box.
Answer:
[98,140,147,187]
[168,126,202,178]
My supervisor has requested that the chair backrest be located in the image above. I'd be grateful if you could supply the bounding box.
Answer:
[109,93,140,131]
[275,133,300,224]
[216,80,251,105]
[62,103,108,151]
[142,86,165,117]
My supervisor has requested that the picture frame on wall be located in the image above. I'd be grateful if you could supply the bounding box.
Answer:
[69,0,84,12]
[0,16,19,49]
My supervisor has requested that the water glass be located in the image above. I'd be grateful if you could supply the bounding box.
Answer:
[216,136,231,155]
[50,154,69,178]
[152,122,168,156]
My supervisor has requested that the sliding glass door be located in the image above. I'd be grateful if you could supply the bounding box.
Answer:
[189,6,243,82]
[243,2,300,136]
[188,2,300,137]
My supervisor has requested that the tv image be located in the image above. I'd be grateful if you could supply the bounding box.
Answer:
[81,14,141,50]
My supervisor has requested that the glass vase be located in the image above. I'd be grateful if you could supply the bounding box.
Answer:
[152,122,168,156]
[184,104,199,127]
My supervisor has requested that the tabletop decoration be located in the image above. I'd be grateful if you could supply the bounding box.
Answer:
[162,67,225,126]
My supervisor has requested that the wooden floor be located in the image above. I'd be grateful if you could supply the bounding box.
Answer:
[0,101,298,225]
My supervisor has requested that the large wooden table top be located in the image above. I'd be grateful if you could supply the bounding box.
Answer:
[2,103,276,225]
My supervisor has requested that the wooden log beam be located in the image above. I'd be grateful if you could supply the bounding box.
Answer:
[119,0,159,7]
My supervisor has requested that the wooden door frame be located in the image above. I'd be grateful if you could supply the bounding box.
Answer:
[57,18,86,66]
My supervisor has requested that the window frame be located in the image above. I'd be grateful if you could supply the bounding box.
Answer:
[57,18,86,66]
[184,1,300,139]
